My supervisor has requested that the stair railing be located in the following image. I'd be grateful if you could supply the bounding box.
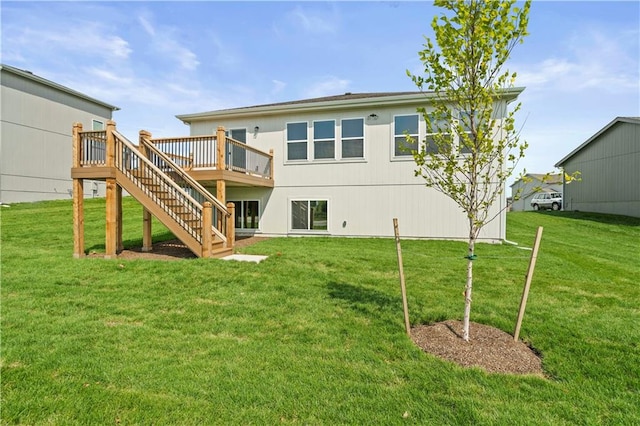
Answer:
[112,130,228,245]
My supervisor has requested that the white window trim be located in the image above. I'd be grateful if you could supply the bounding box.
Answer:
[284,119,367,164]
[285,121,309,162]
[391,113,421,161]
[288,198,330,233]
[340,117,366,161]
[230,199,261,232]
[92,119,105,131]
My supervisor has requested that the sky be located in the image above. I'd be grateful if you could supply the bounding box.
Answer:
[2,1,639,190]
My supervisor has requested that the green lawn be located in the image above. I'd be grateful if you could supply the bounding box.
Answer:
[2,198,639,424]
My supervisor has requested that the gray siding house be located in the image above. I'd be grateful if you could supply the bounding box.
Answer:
[555,117,640,217]
[510,173,562,211]
[1,64,118,203]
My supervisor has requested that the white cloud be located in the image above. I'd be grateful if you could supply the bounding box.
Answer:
[137,13,200,71]
[286,5,339,34]
[513,28,639,94]
[271,80,287,95]
[303,76,351,98]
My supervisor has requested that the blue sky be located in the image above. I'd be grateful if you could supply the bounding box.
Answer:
[2,1,638,189]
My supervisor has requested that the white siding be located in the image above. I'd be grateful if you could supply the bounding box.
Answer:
[191,101,510,242]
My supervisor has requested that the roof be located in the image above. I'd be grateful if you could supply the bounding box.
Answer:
[0,64,119,111]
[177,88,525,123]
[510,173,562,187]
[555,116,640,167]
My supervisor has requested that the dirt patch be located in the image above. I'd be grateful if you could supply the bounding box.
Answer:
[411,320,544,376]
[88,236,269,261]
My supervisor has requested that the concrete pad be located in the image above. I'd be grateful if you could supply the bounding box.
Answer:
[221,254,268,263]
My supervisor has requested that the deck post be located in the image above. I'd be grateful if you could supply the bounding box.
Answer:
[139,130,153,252]
[269,149,274,180]
[216,126,226,170]
[105,120,117,258]
[72,122,85,258]
[142,209,153,252]
[116,184,123,252]
[226,202,235,249]
[202,202,213,258]
[105,178,117,259]
[216,126,227,209]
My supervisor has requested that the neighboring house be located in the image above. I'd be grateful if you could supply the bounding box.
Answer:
[510,173,562,211]
[555,117,640,218]
[176,90,523,242]
[0,64,118,203]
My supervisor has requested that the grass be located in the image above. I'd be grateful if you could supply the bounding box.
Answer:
[1,197,639,424]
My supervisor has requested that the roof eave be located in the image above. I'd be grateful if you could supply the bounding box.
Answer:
[177,87,525,124]
[0,64,120,111]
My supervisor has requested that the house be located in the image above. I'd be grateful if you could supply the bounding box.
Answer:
[510,173,562,211]
[175,90,523,242]
[555,117,640,218]
[1,64,118,203]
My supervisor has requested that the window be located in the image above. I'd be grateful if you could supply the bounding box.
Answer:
[394,115,419,156]
[291,200,328,231]
[227,128,247,170]
[458,112,473,154]
[92,119,105,131]
[287,122,308,160]
[425,113,452,154]
[341,118,364,158]
[230,200,259,230]
[313,120,335,160]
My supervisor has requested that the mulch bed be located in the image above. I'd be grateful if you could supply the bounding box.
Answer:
[87,236,269,261]
[411,320,544,376]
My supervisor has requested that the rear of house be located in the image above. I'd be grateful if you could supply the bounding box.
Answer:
[0,64,118,203]
[177,91,522,242]
[555,117,640,218]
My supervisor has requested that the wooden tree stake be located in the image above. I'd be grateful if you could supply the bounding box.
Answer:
[393,218,411,336]
[514,226,543,341]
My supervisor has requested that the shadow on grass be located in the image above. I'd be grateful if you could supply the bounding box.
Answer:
[327,281,400,319]
[535,211,640,226]
[86,230,177,253]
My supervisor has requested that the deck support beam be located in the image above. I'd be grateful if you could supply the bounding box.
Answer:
[72,122,85,258]
[142,208,153,252]
[226,202,235,249]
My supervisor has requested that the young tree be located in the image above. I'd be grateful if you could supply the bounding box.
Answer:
[407,0,531,341]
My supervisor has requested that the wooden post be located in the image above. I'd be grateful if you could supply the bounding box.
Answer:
[72,123,85,258]
[393,218,411,336]
[226,202,235,249]
[216,180,226,206]
[105,178,117,259]
[202,202,213,258]
[514,226,544,341]
[269,148,274,179]
[142,208,153,252]
[139,130,153,253]
[116,184,123,252]
[106,120,116,168]
[216,126,226,170]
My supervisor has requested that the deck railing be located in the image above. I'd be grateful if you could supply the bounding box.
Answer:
[148,130,273,179]
[76,127,230,247]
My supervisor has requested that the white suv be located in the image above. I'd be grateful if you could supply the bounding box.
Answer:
[530,192,562,211]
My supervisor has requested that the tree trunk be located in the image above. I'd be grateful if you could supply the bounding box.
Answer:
[462,237,475,341]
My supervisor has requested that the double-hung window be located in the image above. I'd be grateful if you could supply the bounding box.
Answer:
[394,114,419,157]
[341,118,364,159]
[425,113,452,154]
[287,122,308,161]
[313,120,335,160]
[291,200,328,231]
